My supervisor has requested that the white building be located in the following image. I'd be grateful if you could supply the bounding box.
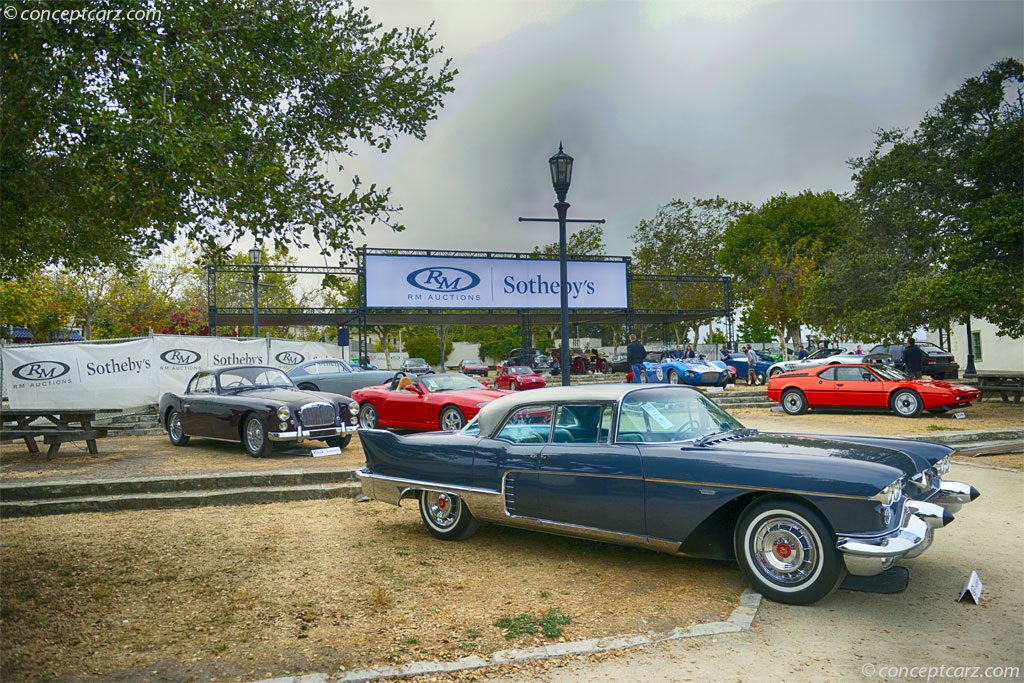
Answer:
[935,319,1024,374]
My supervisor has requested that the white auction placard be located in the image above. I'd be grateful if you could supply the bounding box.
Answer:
[2,339,159,409]
[364,254,628,309]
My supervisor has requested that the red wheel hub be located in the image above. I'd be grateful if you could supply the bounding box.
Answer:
[775,542,793,559]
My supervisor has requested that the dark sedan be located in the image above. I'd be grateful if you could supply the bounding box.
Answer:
[870,342,959,379]
[402,357,432,374]
[357,384,978,605]
[160,366,359,457]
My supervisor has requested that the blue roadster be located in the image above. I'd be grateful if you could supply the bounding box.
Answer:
[638,357,730,386]
[357,384,978,605]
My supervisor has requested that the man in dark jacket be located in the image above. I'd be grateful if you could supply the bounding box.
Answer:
[903,337,925,378]
[626,334,647,384]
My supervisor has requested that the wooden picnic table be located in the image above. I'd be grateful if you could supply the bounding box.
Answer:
[967,371,1024,404]
[0,409,110,458]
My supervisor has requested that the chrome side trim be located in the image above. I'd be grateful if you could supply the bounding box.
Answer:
[645,476,868,501]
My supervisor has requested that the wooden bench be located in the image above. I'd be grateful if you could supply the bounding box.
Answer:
[1,409,110,458]
[969,373,1024,404]
[1,428,109,458]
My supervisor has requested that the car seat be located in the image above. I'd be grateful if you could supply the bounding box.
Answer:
[397,377,413,391]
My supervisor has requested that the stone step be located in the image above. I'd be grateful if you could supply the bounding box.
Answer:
[0,469,361,517]
[0,481,362,517]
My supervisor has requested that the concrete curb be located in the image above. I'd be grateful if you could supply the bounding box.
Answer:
[252,590,763,683]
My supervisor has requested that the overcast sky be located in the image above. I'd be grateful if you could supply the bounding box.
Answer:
[319,0,1023,265]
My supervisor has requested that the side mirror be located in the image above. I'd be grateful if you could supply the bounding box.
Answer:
[403,384,423,394]
[479,379,489,387]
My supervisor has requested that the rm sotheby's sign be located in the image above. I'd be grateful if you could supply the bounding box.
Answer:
[365,255,628,309]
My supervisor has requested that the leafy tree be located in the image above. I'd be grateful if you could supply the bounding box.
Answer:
[531,224,607,258]
[1,1,456,277]
[819,58,1023,338]
[630,197,751,344]
[737,307,776,344]
[404,334,451,367]
[719,191,845,350]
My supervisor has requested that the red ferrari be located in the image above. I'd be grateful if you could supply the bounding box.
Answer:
[351,372,508,431]
[493,365,547,391]
[766,363,981,418]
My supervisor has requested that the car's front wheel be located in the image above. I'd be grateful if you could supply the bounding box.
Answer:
[735,498,846,605]
[325,434,352,449]
[890,389,923,418]
[242,414,271,457]
[781,388,808,415]
[439,405,465,431]
[756,371,767,385]
[419,490,479,540]
[358,403,379,429]
[166,409,190,447]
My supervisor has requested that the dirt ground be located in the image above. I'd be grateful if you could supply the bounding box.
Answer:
[0,391,1020,683]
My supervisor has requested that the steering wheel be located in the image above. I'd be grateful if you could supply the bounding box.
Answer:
[672,420,702,439]
[224,381,247,389]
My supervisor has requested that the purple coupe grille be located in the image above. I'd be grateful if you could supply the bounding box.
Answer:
[299,402,335,427]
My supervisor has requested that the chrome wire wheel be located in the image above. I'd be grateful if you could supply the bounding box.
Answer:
[243,415,270,457]
[167,410,189,446]
[751,515,818,586]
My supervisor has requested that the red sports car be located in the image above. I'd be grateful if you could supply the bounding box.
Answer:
[493,365,547,391]
[351,372,508,431]
[766,363,981,418]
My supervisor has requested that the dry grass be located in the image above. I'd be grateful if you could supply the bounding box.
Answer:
[0,496,743,682]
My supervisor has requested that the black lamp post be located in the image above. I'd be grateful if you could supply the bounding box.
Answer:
[549,143,573,387]
[249,245,262,337]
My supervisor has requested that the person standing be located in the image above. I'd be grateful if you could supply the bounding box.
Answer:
[854,344,864,355]
[720,344,731,362]
[672,345,684,360]
[626,334,647,384]
[903,337,925,378]
[797,345,809,360]
[684,345,695,359]
[745,345,759,385]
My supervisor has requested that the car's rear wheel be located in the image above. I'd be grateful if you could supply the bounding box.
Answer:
[325,434,352,449]
[891,389,923,418]
[756,371,767,385]
[419,490,479,540]
[439,405,465,431]
[242,414,271,457]
[639,368,649,383]
[358,403,379,429]
[735,498,846,605]
[667,369,680,384]
[769,368,783,378]
[166,409,190,447]
[297,382,319,391]
[781,388,808,415]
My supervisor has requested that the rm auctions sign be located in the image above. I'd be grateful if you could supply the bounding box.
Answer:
[365,255,628,309]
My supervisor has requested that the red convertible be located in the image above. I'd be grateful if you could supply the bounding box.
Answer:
[351,372,508,431]
[766,363,981,418]
[493,365,547,391]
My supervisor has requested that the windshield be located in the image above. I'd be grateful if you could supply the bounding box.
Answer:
[806,348,845,360]
[419,373,485,392]
[219,367,295,392]
[617,387,744,442]
[871,365,910,381]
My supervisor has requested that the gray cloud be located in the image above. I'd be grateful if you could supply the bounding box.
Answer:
[328,0,1023,261]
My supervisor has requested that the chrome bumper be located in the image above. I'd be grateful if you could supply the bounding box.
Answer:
[928,480,981,514]
[268,423,358,442]
[837,500,952,577]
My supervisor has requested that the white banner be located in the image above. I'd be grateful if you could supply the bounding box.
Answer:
[3,339,159,409]
[268,339,341,370]
[365,254,628,309]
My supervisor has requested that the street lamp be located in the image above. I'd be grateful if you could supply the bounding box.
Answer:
[549,143,573,387]
[249,245,262,337]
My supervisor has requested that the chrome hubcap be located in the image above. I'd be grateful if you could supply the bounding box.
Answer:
[169,413,183,440]
[753,516,817,584]
[425,492,459,529]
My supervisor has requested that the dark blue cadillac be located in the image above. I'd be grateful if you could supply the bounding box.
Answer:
[356,384,978,605]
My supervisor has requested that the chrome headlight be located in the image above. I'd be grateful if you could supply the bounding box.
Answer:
[347,400,359,416]
[276,406,290,422]
[873,479,904,506]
